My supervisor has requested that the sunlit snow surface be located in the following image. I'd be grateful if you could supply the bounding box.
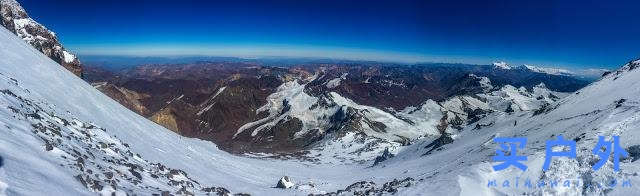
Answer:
[1,25,640,195]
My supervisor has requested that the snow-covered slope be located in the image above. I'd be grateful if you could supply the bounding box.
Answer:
[3,17,637,195]
[389,59,640,195]
[0,0,82,77]
[0,22,438,196]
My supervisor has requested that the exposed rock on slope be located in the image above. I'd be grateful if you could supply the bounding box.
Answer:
[0,0,82,77]
[276,176,295,189]
[92,82,151,116]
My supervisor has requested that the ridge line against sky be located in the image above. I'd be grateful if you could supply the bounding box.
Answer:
[16,0,640,70]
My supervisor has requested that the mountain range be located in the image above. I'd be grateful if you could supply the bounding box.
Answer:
[0,1,637,195]
[83,61,588,159]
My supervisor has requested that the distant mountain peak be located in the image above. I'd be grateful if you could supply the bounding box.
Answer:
[492,61,511,69]
[522,64,574,76]
[492,61,574,76]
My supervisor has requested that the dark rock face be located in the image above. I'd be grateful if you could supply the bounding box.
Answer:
[627,145,640,162]
[93,82,151,116]
[422,133,454,156]
[0,155,3,168]
[373,148,394,166]
[0,0,83,77]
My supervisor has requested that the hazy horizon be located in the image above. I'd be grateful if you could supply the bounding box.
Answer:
[18,0,640,70]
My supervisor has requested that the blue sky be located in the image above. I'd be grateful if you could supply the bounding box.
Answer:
[18,0,640,69]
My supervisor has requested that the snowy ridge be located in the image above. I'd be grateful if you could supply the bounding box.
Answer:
[493,61,575,76]
[492,61,511,69]
[523,64,574,76]
[1,0,82,76]
[601,58,640,79]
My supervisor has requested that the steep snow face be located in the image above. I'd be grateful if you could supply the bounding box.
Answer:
[389,59,640,196]
[0,0,82,77]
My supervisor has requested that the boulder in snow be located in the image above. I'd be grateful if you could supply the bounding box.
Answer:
[276,176,294,189]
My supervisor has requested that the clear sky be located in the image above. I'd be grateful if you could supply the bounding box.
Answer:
[17,0,640,69]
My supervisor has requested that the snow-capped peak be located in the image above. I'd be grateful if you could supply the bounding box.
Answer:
[522,64,574,76]
[491,61,574,76]
[492,61,511,69]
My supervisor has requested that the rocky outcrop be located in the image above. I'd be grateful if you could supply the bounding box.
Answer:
[276,176,294,189]
[92,82,150,116]
[149,96,199,135]
[373,148,394,166]
[0,0,82,77]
